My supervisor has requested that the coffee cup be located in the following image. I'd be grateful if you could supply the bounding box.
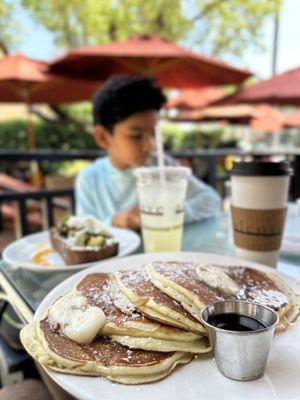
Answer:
[230,161,292,267]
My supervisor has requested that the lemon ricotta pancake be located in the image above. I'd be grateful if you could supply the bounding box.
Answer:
[74,273,210,353]
[219,265,300,329]
[113,269,206,333]
[20,319,192,384]
[145,261,222,321]
[146,261,300,331]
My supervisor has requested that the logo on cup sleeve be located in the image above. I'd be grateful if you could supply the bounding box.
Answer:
[231,206,287,251]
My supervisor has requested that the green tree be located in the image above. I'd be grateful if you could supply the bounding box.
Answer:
[21,0,189,47]
[0,1,16,54]
[189,0,281,56]
[20,0,281,57]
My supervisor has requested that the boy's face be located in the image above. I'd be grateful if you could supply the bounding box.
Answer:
[95,110,158,169]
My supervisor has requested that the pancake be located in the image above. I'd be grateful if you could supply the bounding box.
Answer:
[145,261,300,331]
[20,320,192,384]
[109,335,210,353]
[145,261,222,321]
[113,269,205,333]
[220,265,300,330]
[74,273,210,352]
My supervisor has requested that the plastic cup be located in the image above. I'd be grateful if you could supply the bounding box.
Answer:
[230,161,292,267]
[134,166,191,252]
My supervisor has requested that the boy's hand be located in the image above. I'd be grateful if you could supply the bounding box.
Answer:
[112,206,141,231]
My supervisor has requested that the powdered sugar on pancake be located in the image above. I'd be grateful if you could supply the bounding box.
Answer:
[76,273,145,325]
[116,269,199,320]
[196,264,240,296]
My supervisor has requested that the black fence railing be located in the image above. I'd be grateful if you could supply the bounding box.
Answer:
[1,147,299,189]
[0,189,74,237]
[1,148,300,161]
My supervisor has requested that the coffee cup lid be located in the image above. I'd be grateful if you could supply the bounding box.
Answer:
[231,161,293,176]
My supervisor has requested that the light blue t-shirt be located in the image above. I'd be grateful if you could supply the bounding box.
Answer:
[75,155,221,225]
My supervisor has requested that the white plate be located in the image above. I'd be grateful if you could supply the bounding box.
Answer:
[3,228,140,272]
[34,252,300,400]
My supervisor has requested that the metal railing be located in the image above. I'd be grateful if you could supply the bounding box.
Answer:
[0,147,299,188]
[0,188,74,237]
[1,147,299,160]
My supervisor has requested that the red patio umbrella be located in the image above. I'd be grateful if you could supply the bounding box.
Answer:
[0,54,99,105]
[0,54,100,152]
[249,105,285,133]
[284,111,300,128]
[50,35,251,88]
[220,66,300,106]
[171,104,285,133]
[165,87,225,110]
[0,54,100,186]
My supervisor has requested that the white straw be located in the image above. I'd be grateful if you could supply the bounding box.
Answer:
[155,122,165,169]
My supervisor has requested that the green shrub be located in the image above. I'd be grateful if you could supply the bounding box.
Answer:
[161,121,237,151]
[0,118,97,176]
[0,119,96,150]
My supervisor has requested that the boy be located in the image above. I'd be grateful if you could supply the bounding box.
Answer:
[76,76,221,230]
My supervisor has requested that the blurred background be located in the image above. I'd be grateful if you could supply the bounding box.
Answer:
[1,1,300,392]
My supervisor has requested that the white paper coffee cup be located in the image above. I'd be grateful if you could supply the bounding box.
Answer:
[230,161,292,267]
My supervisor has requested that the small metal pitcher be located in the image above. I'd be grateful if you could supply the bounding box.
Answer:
[200,300,279,381]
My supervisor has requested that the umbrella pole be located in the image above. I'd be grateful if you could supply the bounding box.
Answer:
[27,110,36,149]
[27,108,42,188]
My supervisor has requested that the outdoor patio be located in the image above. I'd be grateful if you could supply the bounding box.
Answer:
[0,1,300,400]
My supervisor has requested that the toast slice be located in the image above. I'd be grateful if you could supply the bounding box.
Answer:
[50,215,118,265]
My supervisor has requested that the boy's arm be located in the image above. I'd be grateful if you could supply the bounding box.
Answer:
[75,171,112,226]
[184,174,221,223]
[75,168,139,228]
[163,153,221,223]
[75,172,96,216]
[112,205,141,231]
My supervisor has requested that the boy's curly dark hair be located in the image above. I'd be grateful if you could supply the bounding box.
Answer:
[92,76,166,132]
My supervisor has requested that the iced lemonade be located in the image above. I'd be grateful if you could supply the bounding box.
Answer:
[140,185,185,252]
[135,167,190,253]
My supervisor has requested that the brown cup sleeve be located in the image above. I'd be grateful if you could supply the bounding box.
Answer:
[231,206,287,251]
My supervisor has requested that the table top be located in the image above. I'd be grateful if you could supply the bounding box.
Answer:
[1,208,299,317]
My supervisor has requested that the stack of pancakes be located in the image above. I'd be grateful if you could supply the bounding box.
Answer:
[21,261,300,385]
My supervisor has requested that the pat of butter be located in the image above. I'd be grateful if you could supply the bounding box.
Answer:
[196,264,240,295]
[48,292,106,344]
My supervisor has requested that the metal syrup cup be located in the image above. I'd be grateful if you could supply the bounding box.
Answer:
[200,300,279,381]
